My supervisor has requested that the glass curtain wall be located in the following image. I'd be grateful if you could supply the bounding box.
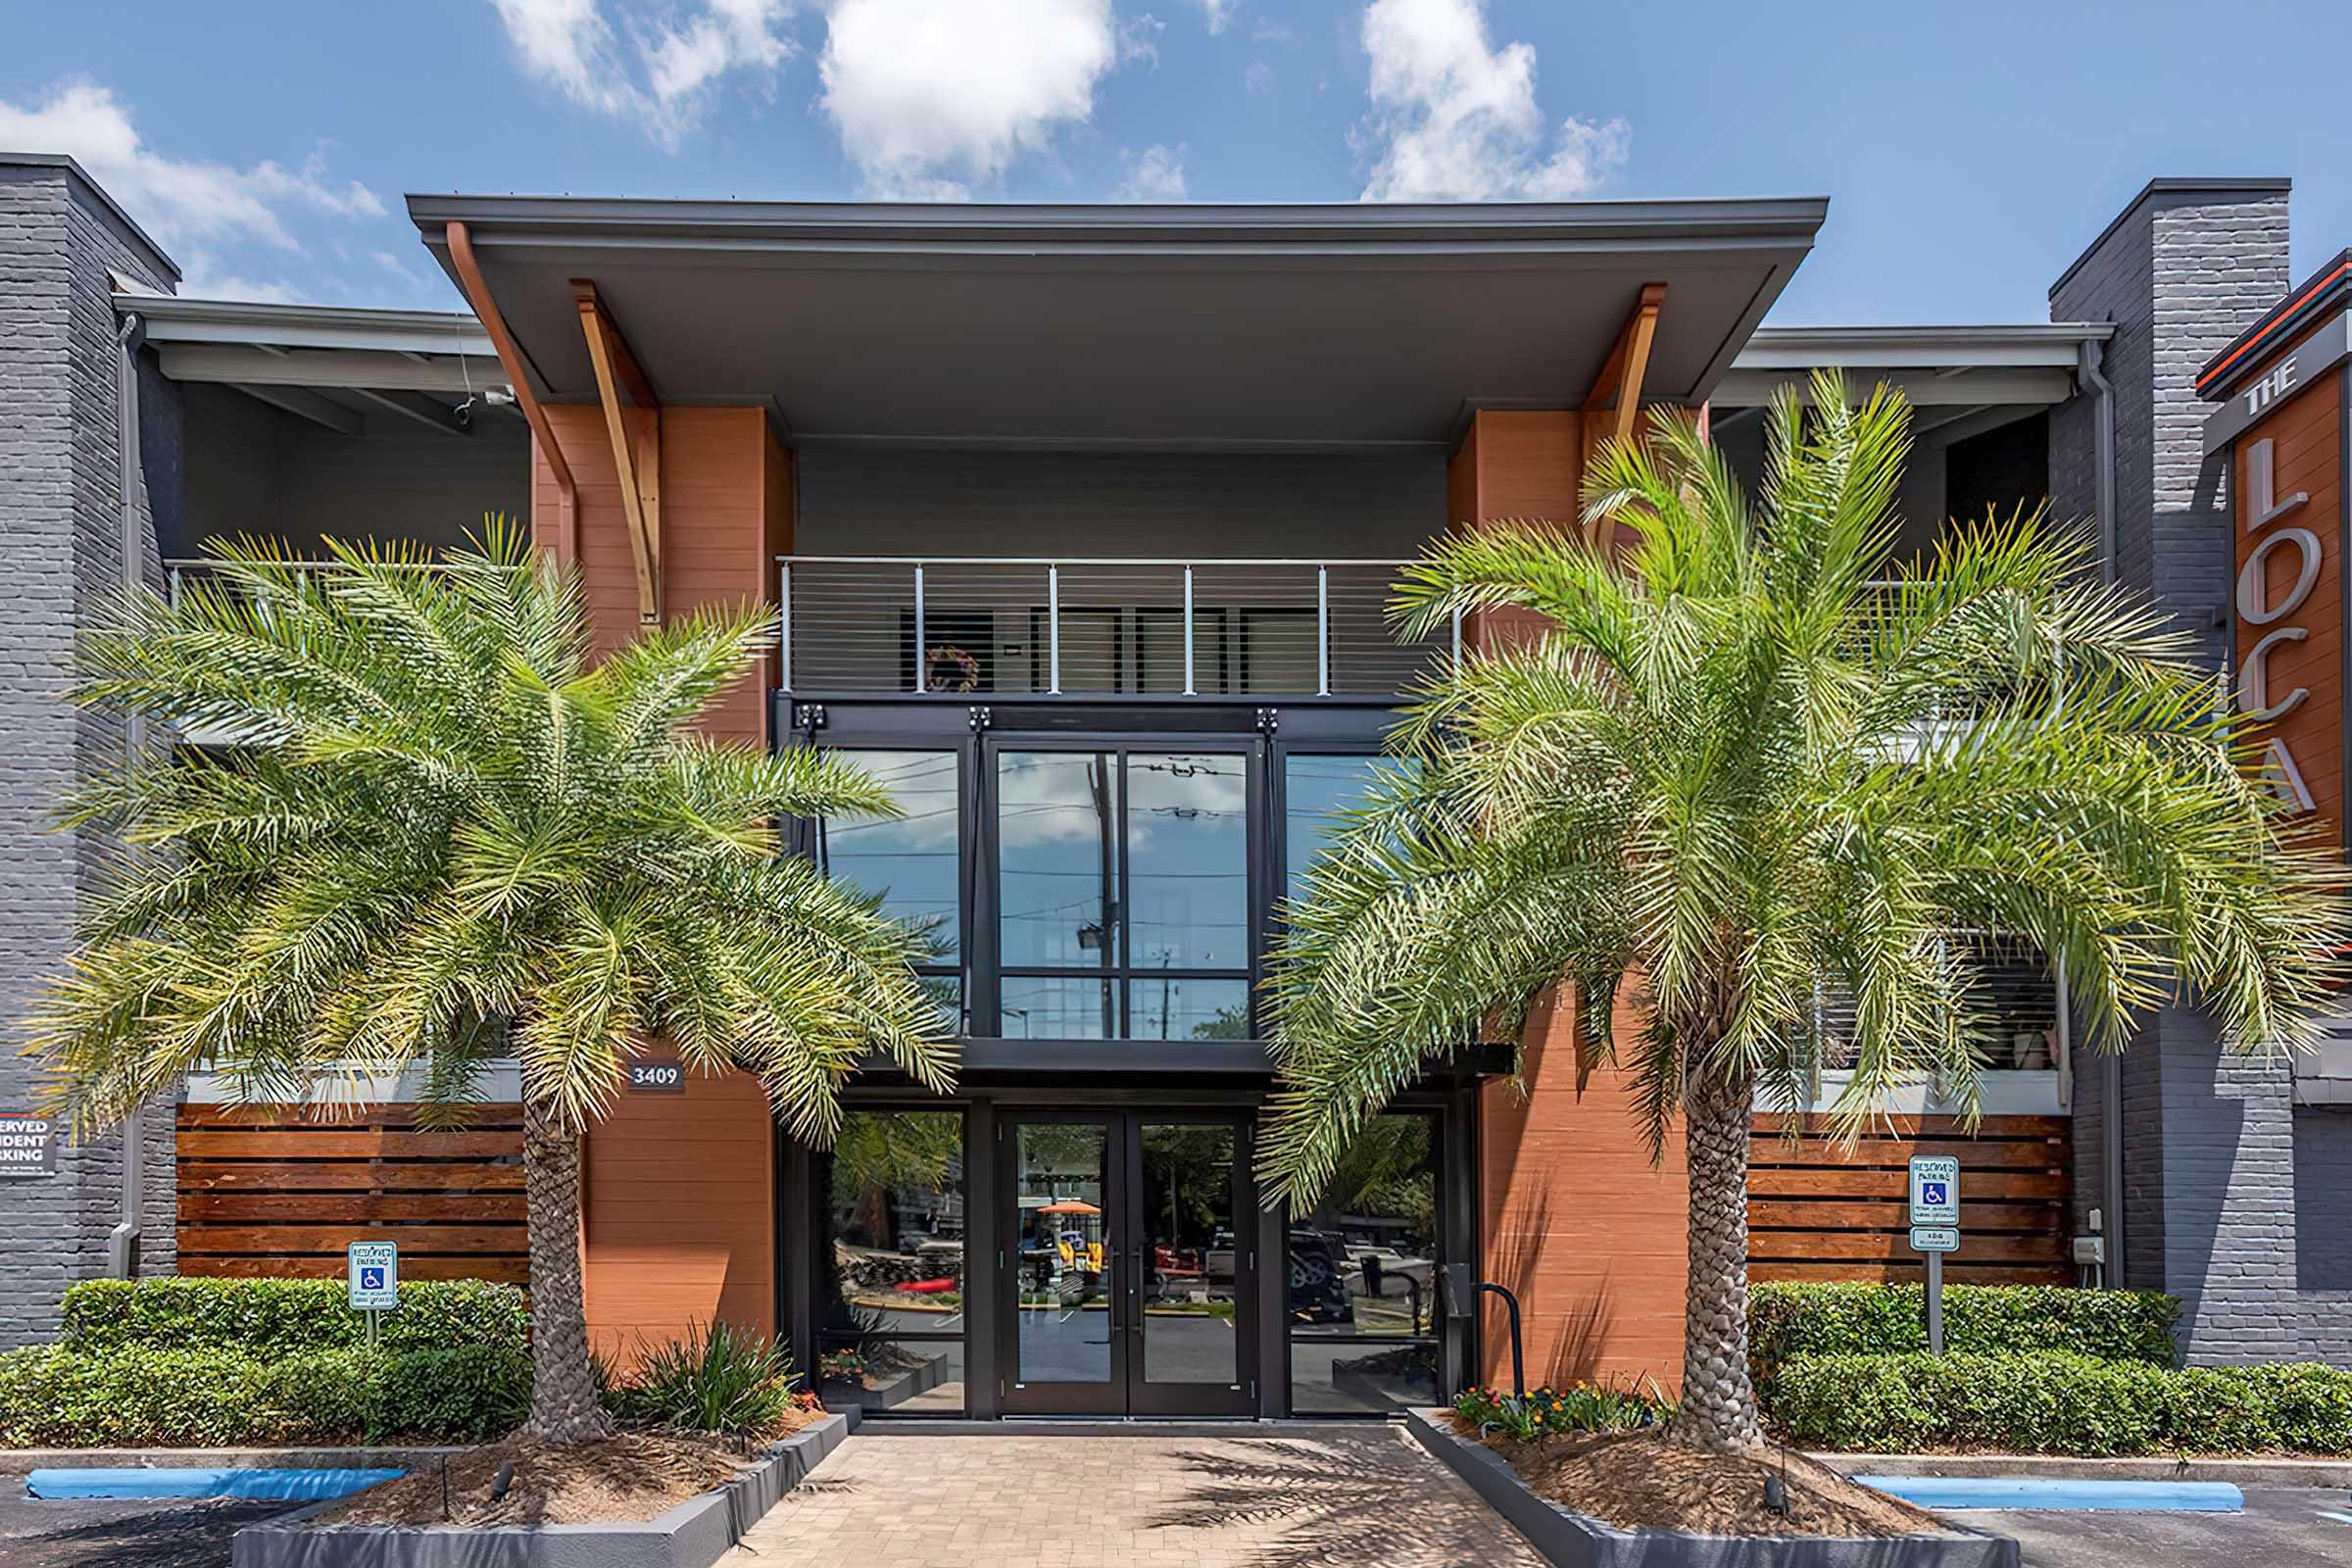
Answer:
[997,750,1251,1040]
[815,1109,969,1415]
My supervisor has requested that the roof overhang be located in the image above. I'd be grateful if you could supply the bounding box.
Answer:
[407,194,1826,449]
[1715,322,2111,410]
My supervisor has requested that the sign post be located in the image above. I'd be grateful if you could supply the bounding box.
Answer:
[347,1241,399,1348]
[1908,1156,1960,1356]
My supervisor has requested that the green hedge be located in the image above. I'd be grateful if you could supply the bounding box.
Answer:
[0,1344,528,1447]
[59,1278,528,1358]
[1750,1284,2179,1370]
[1767,1352,2352,1455]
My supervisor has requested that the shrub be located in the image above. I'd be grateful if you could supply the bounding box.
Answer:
[0,1343,528,1447]
[608,1320,800,1440]
[1453,1380,1672,1443]
[60,1277,528,1358]
[1766,1352,2352,1455]
[1749,1284,2179,1372]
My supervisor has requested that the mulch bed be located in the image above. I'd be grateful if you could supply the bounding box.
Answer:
[313,1409,823,1530]
[1446,1413,1950,1538]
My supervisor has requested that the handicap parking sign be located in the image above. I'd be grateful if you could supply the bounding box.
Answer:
[347,1242,399,1311]
[1908,1156,1960,1226]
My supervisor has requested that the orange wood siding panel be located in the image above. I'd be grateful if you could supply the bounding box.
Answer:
[2232,367,2346,846]
[1479,987,1690,1392]
[1454,410,1585,657]
[583,1070,776,1365]
[1747,1114,2072,1285]
[530,402,785,1355]
[176,1103,528,1284]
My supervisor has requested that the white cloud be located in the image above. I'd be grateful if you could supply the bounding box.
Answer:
[1244,59,1272,94]
[1119,10,1167,69]
[1250,16,1289,42]
[1196,0,1236,32]
[1356,0,1629,202]
[0,79,383,253]
[1114,144,1187,201]
[489,0,795,146]
[817,0,1117,197]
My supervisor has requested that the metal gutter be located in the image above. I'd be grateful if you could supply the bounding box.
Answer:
[131,295,491,356]
[445,220,574,560]
[2075,329,2126,1288]
[107,310,148,1280]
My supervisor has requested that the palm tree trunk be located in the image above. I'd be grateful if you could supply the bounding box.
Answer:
[1668,1062,1765,1452]
[522,1098,613,1445]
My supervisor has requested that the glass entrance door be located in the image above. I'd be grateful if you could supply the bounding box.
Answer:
[1000,1111,1255,1416]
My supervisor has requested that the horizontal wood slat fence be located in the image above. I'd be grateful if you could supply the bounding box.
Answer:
[176,1103,529,1284]
[1747,1113,2072,1286]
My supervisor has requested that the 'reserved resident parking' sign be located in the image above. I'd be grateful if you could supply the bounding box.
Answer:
[348,1242,399,1310]
[1908,1155,1960,1227]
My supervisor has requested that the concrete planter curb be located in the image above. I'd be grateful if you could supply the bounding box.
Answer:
[228,1410,857,1568]
[839,1352,948,1412]
[1405,1409,2018,1568]
[1810,1451,2352,1488]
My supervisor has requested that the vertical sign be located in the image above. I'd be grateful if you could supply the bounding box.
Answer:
[2205,304,2351,848]
[348,1241,399,1312]
[1908,1155,1960,1355]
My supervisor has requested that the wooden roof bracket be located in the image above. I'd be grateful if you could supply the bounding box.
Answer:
[445,221,577,563]
[572,278,662,624]
[1583,282,1668,445]
[1579,283,1667,550]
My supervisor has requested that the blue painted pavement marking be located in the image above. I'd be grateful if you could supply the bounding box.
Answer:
[1855,1476,2244,1512]
[25,1467,403,1501]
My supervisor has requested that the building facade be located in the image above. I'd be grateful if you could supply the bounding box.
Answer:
[0,153,2345,1411]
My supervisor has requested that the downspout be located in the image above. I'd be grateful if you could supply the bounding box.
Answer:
[107,312,147,1279]
[444,221,576,561]
[2078,333,2127,1288]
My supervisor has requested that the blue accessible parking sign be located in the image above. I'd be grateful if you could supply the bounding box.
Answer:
[347,1242,399,1311]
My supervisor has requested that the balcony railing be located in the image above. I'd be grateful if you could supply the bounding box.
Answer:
[776,556,1450,699]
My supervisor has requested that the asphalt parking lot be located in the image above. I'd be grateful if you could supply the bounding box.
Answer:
[1974,1488,2352,1568]
[0,1491,293,1567]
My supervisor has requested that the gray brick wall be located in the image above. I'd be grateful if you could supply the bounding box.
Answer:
[0,157,177,1347]
[2048,179,2348,1366]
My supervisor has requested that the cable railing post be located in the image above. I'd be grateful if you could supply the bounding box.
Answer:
[1450,604,1464,673]
[777,561,793,694]
[169,564,183,611]
[1316,564,1331,697]
[1183,564,1196,696]
[912,562,926,696]
[1049,564,1062,695]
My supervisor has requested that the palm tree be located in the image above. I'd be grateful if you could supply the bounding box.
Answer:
[29,523,954,1445]
[1258,374,2345,1452]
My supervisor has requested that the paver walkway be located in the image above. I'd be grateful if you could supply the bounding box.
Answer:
[731,1425,1544,1567]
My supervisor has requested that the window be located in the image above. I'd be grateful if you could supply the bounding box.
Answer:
[1282,753,1398,898]
[816,1110,967,1415]
[997,750,1251,1039]
[1289,1112,1441,1413]
[821,750,963,1030]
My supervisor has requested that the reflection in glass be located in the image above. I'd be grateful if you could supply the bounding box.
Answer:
[820,1110,966,1415]
[1140,1123,1240,1386]
[827,751,961,963]
[998,752,1118,968]
[1128,978,1250,1042]
[1015,1122,1113,1385]
[817,1335,966,1414]
[1284,754,1396,896]
[1290,1339,1439,1413]
[999,975,1116,1040]
[1289,1114,1436,1337]
[1288,1112,1440,1415]
[1127,754,1249,971]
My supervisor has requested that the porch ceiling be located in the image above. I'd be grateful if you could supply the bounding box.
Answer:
[406,195,1826,450]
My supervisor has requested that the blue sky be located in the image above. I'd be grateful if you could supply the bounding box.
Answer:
[2,0,2344,323]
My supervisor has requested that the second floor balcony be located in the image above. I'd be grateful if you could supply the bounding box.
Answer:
[778,555,1450,701]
